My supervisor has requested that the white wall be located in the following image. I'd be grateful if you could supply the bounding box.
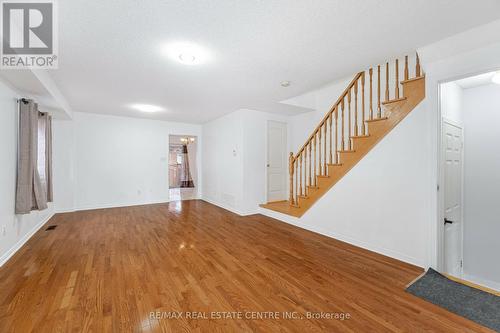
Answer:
[202,111,244,213]
[53,112,202,211]
[52,119,76,212]
[204,55,427,267]
[440,82,463,124]
[289,77,351,152]
[287,55,417,154]
[261,101,430,267]
[240,110,290,214]
[462,83,500,290]
[0,80,55,266]
[420,19,500,270]
[202,109,290,215]
[253,54,430,267]
[278,22,500,269]
[5,18,500,273]
[205,63,432,267]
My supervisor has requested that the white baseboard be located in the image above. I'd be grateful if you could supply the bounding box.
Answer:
[74,200,170,212]
[55,207,76,213]
[463,273,500,292]
[0,212,55,267]
[259,207,424,268]
[201,197,258,216]
[56,197,208,214]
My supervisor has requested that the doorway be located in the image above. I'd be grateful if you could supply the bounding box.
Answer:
[267,121,287,202]
[169,135,198,201]
[438,71,500,291]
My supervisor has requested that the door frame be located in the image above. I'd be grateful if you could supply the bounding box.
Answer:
[265,120,288,203]
[438,115,465,276]
[168,134,199,201]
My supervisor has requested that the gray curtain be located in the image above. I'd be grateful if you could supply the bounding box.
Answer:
[15,99,51,214]
[179,144,194,188]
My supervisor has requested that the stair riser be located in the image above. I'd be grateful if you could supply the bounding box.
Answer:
[381,101,405,118]
[351,137,371,152]
[338,152,358,165]
[317,177,330,188]
[403,76,425,99]
[327,165,343,175]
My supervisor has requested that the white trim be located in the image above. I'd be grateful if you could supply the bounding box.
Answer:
[436,81,444,271]
[54,207,76,213]
[202,197,258,216]
[266,120,288,203]
[56,195,207,214]
[442,117,463,129]
[422,39,500,270]
[463,273,500,292]
[0,212,55,267]
[439,117,465,277]
[259,207,425,268]
[74,200,171,212]
[56,195,206,214]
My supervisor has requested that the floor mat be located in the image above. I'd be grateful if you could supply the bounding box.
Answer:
[407,268,500,332]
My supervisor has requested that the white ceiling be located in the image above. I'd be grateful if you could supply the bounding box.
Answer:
[0,70,69,118]
[454,71,498,89]
[4,0,500,123]
[1,71,47,96]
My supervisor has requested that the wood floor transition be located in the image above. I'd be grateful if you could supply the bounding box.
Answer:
[0,200,493,332]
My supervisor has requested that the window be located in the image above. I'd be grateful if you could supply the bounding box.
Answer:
[37,116,47,193]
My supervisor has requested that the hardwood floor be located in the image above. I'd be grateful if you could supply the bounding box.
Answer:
[0,200,493,332]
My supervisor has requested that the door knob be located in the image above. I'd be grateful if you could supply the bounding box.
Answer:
[267,164,270,167]
[444,218,454,225]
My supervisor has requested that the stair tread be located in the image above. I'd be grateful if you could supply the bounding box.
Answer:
[328,163,343,166]
[382,97,407,105]
[365,117,388,123]
[401,75,425,84]
[338,149,356,153]
[317,175,329,178]
[259,201,303,217]
[351,134,370,139]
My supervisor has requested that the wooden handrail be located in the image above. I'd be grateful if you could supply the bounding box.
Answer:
[293,71,363,162]
[287,54,423,209]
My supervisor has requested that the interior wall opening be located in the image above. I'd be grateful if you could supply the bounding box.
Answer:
[169,134,198,201]
[439,70,500,291]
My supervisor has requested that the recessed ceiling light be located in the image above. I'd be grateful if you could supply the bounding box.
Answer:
[492,72,500,85]
[162,41,211,66]
[129,103,165,113]
[281,81,291,87]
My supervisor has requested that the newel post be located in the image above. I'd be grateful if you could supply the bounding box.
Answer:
[289,152,294,204]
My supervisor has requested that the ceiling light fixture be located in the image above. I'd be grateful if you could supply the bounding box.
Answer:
[129,103,165,113]
[281,81,291,87]
[180,137,195,144]
[179,53,196,64]
[163,41,210,66]
[492,72,500,85]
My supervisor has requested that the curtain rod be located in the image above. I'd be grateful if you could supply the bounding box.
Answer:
[17,98,48,116]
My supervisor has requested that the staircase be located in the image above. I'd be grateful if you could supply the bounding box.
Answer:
[261,54,425,217]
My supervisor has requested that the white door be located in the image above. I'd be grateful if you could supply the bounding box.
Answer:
[267,121,287,202]
[443,121,463,277]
